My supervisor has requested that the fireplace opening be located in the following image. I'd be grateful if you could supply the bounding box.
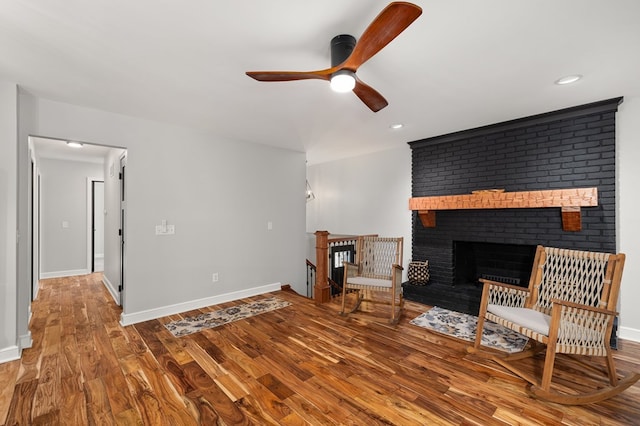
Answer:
[454,241,536,288]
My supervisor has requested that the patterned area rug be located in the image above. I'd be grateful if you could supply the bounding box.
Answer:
[165,297,291,337]
[410,306,528,353]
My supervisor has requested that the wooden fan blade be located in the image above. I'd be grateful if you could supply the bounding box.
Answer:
[343,2,422,71]
[353,78,388,112]
[246,68,335,82]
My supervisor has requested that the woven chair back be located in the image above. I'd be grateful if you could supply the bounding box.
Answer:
[359,236,403,280]
[533,247,612,315]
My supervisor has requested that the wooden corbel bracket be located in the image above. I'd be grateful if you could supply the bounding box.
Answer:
[410,188,598,232]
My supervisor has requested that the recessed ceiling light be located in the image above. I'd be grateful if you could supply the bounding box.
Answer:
[389,123,404,130]
[67,141,83,148]
[555,75,582,85]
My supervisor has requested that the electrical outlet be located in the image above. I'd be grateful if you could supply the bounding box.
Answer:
[212,273,219,282]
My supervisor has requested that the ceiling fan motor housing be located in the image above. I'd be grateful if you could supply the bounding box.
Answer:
[331,34,356,67]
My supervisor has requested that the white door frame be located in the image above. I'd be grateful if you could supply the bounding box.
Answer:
[86,177,104,273]
[119,153,127,308]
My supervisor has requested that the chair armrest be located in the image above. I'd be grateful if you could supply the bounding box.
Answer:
[479,278,529,293]
[550,298,618,317]
[480,279,531,308]
[548,299,617,350]
[391,264,404,292]
[391,263,403,281]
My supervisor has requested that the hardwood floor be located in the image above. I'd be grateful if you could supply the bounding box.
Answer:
[1,274,639,425]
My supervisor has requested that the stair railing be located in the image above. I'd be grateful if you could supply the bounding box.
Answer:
[312,231,376,304]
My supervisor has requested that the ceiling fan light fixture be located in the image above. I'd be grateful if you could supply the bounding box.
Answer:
[330,70,356,93]
[245,2,422,111]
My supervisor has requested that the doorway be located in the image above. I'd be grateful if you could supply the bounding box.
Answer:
[330,243,355,295]
[30,136,126,304]
[30,157,41,301]
[91,180,105,272]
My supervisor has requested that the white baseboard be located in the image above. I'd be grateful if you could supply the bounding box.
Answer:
[120,282,282,326]
[619,326,640,343]
[0,345,20,364]
[0,332,32,366]
[102,275,120,305]
[19,332,33,349]
[40,269,90,279]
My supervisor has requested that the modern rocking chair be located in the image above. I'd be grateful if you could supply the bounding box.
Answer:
[340,236,404,324]
[471,245,640,405]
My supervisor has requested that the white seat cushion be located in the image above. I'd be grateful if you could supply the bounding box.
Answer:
[487,304,551,336]
[347,276,392,288]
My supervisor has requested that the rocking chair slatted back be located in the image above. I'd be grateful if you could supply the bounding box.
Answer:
[358,236,403,280]
[532,247,616,315]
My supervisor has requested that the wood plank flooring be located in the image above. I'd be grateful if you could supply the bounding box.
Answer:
[1,273,639,425]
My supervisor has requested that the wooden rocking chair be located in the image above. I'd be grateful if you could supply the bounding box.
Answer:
[340,236,404,324]
[471,245,640,405]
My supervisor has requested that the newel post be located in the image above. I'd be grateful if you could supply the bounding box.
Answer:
[314,230,331,304]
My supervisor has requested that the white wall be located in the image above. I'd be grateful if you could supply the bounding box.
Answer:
[17,90,37,349]
[16,96,307,327]
[306,146,413,274]
[618,96,640,341]
[39,158,103,277]
[0,81,19,362]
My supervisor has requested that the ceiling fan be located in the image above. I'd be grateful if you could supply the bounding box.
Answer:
[245,2,422,112]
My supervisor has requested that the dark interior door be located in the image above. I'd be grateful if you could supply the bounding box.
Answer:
[330,244,355,295]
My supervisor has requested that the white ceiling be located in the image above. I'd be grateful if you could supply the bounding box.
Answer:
[2,1,639,165]
[30,136,118,164]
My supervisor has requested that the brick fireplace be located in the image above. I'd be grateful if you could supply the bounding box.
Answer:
[404,97,622,315]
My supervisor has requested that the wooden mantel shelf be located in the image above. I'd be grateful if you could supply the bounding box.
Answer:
[409,187,598,231]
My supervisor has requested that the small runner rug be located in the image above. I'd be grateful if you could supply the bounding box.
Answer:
[165,296,291,337]
[410,306,528,353]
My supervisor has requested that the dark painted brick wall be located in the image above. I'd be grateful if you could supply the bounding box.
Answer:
[407,98,621,309]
